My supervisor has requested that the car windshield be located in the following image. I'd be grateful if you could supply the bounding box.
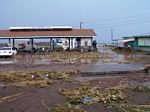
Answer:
[0,48,11,50]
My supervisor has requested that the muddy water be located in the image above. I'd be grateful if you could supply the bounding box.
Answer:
[98,46,148,64]
[0,47,148,72]
[75,75,123,82]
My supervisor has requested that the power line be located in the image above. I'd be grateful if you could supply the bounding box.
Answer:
[84,16,150,27]
[82,12,150,24]
[85,19,150,29]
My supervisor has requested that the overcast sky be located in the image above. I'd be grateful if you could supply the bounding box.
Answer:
[0,0,150,42]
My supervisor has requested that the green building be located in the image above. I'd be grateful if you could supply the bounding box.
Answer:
[123,35,150,52]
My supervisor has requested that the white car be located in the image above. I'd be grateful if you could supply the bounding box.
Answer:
[0,47,17,57]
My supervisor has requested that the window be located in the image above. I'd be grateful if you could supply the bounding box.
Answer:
[138,38,150,46]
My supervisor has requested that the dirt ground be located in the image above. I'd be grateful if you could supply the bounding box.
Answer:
[0,47,150,112]
[0,73,150,112]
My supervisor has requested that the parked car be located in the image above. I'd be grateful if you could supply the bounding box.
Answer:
[0,47,17,57]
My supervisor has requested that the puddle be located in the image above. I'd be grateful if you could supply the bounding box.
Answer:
[142,82,150,89]
[0,60,17,64]
[80,64,144,73]
[0,47,148,68]
[0,83,6,87]
[75,76,123,82]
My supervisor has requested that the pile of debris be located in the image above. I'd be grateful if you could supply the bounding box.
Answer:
[59,84,150,111]
[0,71,72,87]
[59,85,126,105]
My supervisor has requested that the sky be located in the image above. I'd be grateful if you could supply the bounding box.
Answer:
[0,0,150,43]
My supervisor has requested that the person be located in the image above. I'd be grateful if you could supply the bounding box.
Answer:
[92,40,97,51]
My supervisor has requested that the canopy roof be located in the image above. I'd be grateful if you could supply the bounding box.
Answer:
[0,28,96,39]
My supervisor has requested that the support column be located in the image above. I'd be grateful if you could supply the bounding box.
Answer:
[69,38,71,51]
[91,37,94,51]
[12,39,15,48]
[52,38,54,51]
[71,38,73,49]
[8,39,11,46]
[50,38,52,51]
[31,38,34,53]
[91,37,93,47]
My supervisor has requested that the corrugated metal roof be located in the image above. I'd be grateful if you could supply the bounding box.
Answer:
[0,29,96,38]
[123,35,150,39]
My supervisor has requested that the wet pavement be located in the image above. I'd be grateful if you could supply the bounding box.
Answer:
[79,63,144,72]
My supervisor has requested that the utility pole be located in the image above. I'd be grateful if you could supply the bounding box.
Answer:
[80,22,83,29]
[111,29,114,47]
[111,29,113,41]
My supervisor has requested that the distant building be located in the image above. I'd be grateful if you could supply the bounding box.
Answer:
[112,39,124,48]
[123,35,150,51]
[0,26,96,51]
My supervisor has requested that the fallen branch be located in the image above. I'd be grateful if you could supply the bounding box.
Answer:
[0,91,32,103]
[41,99,51,111]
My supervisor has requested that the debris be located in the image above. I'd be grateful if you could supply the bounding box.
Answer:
[0,71,72,82]
[41,100,51,111]
[0,71,73,87]
[59,85,126,105]
[11,80,52,88]
[81,96,100,104]
[34,51,108,64]
[114,104,150,112]
[51,104,85,112]
[133,85,150,92]
[0,92,32,103]
[59,86,103,105]
[42,99,85,112]
[104,88,127,104]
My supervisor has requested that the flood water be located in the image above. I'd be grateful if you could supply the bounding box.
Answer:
[0,47,149,72]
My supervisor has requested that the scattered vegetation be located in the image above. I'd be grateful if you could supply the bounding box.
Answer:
[133,85,150,93]
[11,80,52,88]
[59,85,126,105]
[103,88,126,104]
[113,104,150,112]
[47,51,101,60]
[0,71,73,87]
[51,104,85,112]
[60,86,102,105]
[41,100,85,112]
[34,51,113,64]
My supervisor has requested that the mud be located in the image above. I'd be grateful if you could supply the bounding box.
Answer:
[0,47,150,112]
[0,73,150,112]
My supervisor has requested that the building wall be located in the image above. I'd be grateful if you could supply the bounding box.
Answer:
[80,37,92,47]
[136,46,150,52]
[138,38,150,46]
[133,38,150,51]
[61,38,77,50]
[61,37,93,49]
